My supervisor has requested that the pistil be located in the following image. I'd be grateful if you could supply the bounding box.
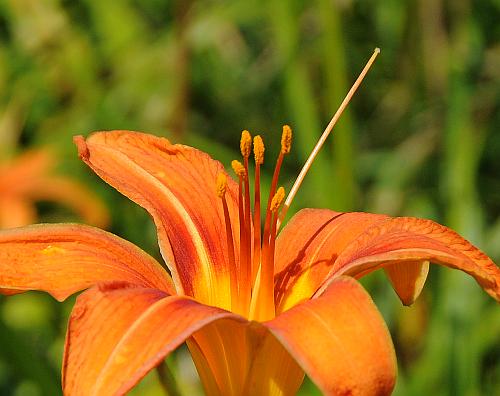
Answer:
[278,48,381,228]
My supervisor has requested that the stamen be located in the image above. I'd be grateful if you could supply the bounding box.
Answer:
[262,125,292,268]
[241,130,253,310]
[249,187,285,321]
[240,130,252,159]
[281,125,292,154]
[232,158,251,311]
[216,172,239,313]
[252,135,264,282]
[278,48,381,228]
[254,135,265,165]
[270,187,285,212]
[231,160,246,179]
[216,173,227,198]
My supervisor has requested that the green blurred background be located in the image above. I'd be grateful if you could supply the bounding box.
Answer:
[0,0,499,395]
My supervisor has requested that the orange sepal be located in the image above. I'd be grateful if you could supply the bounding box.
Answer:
[0,223,174,300]
[63,282,243,396]
[74,132,240,309]
[265,276,396,396]
[274,209,387,312]
[329,217,500,302]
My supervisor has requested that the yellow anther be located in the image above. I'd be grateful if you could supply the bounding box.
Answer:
[216,173,227,198]
[253,135,265,165]
[281,125,292,154]
[240,130,252,158]
[270,187,285,212]
[231,160,246,179]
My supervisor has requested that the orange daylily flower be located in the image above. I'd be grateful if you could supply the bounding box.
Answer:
[0,128,498,396]
[0,148,109,228]
[1,51,499,395]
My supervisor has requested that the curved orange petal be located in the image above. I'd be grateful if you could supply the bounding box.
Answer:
[274,209,387,312]
[0,149,54,193]
[0,196,36,228]
[63,282,243,396]
[23,176,110,228]
[327,217,500,302]
[74,131,240,310]
[0,223,174,300]
[244,323,305,396]
[265,276,396,396]
[188,319,304,396]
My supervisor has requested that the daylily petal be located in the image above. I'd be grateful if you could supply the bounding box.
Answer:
[265,276,396,396]
[383,260,430,305]
[188,320,251,395]
[274,209,387,312]
[0,149,54,192]
[63,282,243,396]
[0,148,109,227]
[244,323,305,396]
[74,131,240,310]
[0,223,174,300]
[188,320,304,396]
[0,195,36,228]
[328,217,500,301]
[22,176,110,228]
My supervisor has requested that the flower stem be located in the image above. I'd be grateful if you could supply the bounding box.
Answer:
[157,360,182,396]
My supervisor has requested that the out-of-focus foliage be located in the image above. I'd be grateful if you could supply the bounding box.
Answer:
[0,0,499,395]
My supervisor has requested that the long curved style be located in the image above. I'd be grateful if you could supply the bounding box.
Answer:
[1,130,498,396]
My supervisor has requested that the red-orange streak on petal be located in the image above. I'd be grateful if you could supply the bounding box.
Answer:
[63,282,244,396]
[329,217,500,301]
[265,276,396,396]
[76,132,240,308]
[274,209,387,312]
[0,224,174,300]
